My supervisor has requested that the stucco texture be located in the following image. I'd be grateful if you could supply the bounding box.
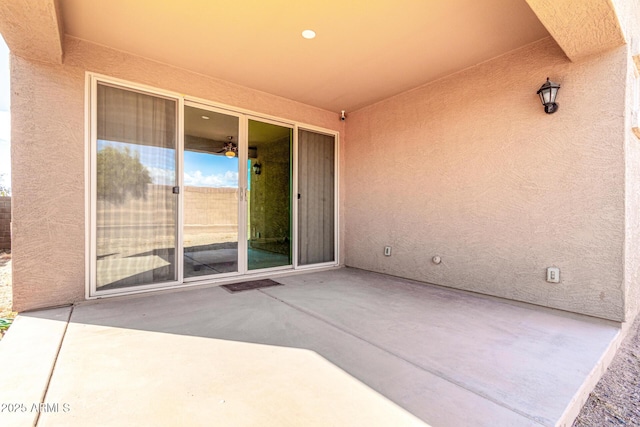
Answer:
[625,117,640,320]
[11,36,343,312]
[526,0,625,61]
[345,37,628,321]
[620,0,640,321]
[0,0,64,64]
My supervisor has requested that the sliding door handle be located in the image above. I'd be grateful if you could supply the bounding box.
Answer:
[238,187,247,201]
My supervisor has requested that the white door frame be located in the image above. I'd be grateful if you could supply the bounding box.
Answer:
[294,125,340,270]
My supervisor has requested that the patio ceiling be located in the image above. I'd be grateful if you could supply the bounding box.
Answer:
[0,0,627,113]
[59,0,549,112]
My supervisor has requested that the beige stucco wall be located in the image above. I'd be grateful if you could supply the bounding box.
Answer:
[11,36,344,312]
[625,71,640,320]
[621,0,640,321]
[11,30,635,321]
[345,37,629,321]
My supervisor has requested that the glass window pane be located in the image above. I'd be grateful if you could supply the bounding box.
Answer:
[95,83,177,290]
[183,106,240,277]
[247,120,292,270]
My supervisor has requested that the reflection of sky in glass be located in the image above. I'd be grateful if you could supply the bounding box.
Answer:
[184,151,238,188]
[97,141,241,188]
[98,140,176,185]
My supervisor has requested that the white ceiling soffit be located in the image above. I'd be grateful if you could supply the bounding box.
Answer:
[60,0,549,113]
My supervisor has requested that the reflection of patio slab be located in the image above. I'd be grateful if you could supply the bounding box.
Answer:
[248,248,289,270]
[184,249,239,276]
[185,249,238,264]
[97,255,170,288]
[184,247,290,276]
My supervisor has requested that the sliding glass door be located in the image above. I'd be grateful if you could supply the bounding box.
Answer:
[247,119,293,270]
[183,105,241,278]
[90,75,336,296]
[181,112,293,277]
[94,83,178,290]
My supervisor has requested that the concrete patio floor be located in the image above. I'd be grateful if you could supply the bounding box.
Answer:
[0,268,623,426]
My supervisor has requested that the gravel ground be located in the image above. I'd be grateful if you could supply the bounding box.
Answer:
[0,249,15,339]
[0,251,637,423]
[573,313,640,426]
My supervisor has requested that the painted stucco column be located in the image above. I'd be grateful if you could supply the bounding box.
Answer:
[0,0,64,64]
[526,0,626,61]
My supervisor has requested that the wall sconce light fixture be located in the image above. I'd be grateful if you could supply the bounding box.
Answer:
[537,77,561,114]
[253,162,261,175]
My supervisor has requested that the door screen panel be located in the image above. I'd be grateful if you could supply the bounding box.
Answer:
[298,129,335,265]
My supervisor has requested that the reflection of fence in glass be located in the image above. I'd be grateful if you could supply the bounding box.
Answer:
[183,186,239,249]
[96,181,177,289]
[97,184,240,253]
[95,145,177,289]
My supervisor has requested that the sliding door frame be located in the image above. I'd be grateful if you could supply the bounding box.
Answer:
[245,114,296,274]
[87,74,185,297]
[85,73,339,300]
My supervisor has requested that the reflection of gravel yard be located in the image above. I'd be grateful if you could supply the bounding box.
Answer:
[0,249,15,340]
[96,229,238,258]
[184,230,238,247]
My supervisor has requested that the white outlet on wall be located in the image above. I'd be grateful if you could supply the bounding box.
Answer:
[384,246,392,256]
[546,267,560,283]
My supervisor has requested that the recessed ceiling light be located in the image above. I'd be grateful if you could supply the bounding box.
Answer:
[302,30,316,39]
[201,115,210,120]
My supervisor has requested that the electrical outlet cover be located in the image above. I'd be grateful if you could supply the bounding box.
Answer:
[546,267,560,283]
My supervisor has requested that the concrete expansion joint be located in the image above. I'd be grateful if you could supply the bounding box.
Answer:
[257,289,548,426]
[34,305,74,426]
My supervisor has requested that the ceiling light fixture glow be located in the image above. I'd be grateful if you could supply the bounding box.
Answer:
[223,136,237,158]
[302,29,316,39]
